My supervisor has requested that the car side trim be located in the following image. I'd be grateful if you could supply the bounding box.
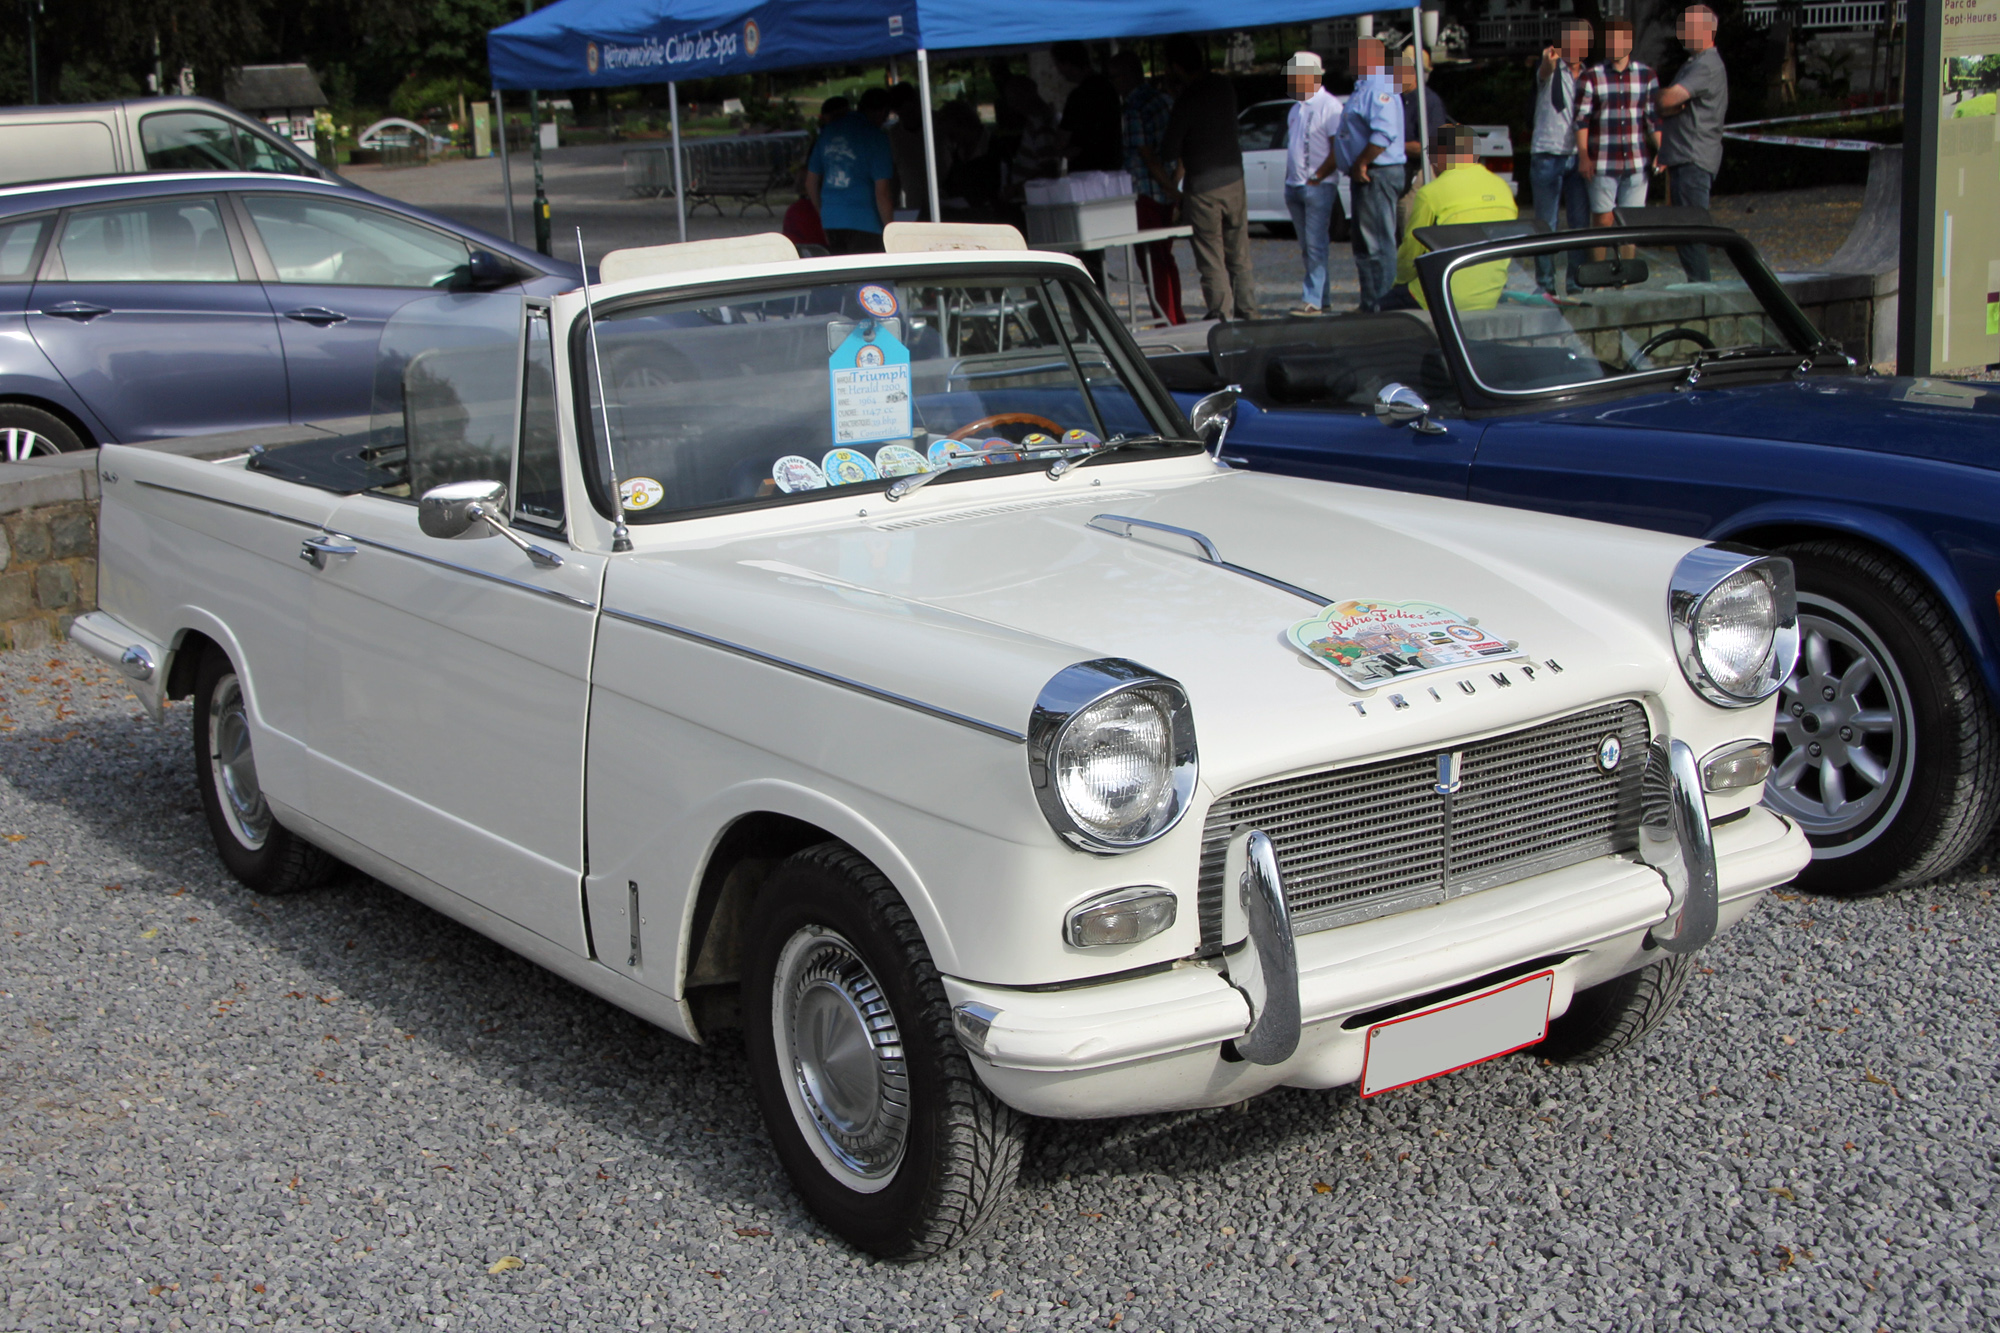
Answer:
[133,478,324,528]
[338,532,598,610]
[602,607,1029,743]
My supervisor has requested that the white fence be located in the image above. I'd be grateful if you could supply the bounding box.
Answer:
[1743,1,1906,30]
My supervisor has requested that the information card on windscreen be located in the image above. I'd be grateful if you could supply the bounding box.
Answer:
[828,314,913,445]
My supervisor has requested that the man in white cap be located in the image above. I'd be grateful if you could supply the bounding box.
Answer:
[1284,50,1345,314]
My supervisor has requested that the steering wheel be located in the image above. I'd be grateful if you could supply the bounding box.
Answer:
[1630,326,1715,370]
[949,412,1063,442]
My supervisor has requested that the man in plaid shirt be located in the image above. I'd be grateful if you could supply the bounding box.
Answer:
[1574,19,1660,228]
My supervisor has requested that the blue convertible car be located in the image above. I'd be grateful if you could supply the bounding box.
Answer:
[1157,219,2000,898]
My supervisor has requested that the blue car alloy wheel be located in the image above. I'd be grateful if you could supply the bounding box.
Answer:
[1767,542,2000,896]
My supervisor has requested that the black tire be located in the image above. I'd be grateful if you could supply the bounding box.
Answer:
[192,647,336,895]
[742,842,1023,1259]
[1538,953,1694,1064]
[0,403,86,460]
[1766,541,2000,897]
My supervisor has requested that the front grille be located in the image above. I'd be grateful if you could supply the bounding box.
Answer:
[1197,701,1650,941]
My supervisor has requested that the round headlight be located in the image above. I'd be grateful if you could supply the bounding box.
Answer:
[1057,691,1173,841]
[1671,549,1798,708]
[1030,661,1197,852]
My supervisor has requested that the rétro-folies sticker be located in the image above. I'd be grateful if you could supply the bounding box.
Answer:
[1290,599,1521,689]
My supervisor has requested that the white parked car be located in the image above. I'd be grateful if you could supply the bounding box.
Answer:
[74,232,1809,1259]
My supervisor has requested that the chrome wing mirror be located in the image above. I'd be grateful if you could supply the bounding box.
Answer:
[1189,384,1242,459]
[1374,382,1448,436]
[418,479,563,569]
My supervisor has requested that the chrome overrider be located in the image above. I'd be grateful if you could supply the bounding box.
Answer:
[1218,828,1301,1065]
[1639,738,1720,953]
[1211,732,1718,1067]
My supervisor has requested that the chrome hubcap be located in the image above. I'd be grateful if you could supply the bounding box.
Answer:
[1765,597,1910,851]
[772,927,908,1190]
[2,427,63,461]
[208,673,272,850]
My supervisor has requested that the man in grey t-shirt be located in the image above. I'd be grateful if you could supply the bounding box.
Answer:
[1657,3,1727,279]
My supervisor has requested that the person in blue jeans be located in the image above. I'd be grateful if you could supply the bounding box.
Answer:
[1657,4,1728,281]
[1282,50,1344,313]
[1530,17,1593,294]
[805,88,895,255]
[1334,36,1406,313]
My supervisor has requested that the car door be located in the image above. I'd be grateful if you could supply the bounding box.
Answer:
[1238,102,1290,220]
[1468,397,1791,538]
[300,302,602,954]
[1204,311,1480,499]
[25,194,289,442]
[234,192,484,425]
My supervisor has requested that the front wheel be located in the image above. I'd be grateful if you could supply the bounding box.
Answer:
[742,843,1024,1259]
[192,647,337,895]
[1765,541,2000,896]
[1538,953,1694,1064]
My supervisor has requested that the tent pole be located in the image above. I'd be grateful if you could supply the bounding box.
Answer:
[917,48,942,223]
[495,86,517,244]
[669,82,687,243]
[1410,7,1432,186]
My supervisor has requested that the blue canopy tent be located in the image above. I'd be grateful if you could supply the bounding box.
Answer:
[487,0,1405,242]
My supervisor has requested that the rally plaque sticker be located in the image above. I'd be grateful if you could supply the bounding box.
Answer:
[618,477,663,511]
[1290,599,1522,688]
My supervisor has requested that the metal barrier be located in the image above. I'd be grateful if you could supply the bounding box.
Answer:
[622,132,808,200]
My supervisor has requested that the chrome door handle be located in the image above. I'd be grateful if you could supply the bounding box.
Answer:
[42,301,111,320]
[283,307,348,326]
[300,535,359,570]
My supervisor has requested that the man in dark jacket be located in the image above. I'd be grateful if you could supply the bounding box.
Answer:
[1162,35,1256,321]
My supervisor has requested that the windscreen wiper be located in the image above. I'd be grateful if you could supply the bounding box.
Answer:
[1046,435,1198,480]
[882,446,1020,501]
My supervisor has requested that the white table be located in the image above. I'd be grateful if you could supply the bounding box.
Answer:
[1040,226,1194,331]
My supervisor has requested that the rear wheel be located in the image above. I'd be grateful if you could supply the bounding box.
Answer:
[742,842,1023,1259]
[1766,541,2000,896]
[0,404,85,460]
[192,648,336,895]
[1538,953,1694,1064]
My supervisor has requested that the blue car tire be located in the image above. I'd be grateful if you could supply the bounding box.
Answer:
[1769,541,2000,896]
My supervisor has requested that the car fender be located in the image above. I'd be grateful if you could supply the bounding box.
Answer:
[0,361,114,446]
[1710,497,2000,701]
[665,778,955,986]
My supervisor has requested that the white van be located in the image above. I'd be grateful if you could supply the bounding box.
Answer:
[0,97,343,188]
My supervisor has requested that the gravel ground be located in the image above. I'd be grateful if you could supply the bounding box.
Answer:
[4,642,1996,1331]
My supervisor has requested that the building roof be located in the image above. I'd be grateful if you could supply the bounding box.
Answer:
[224,65,327,112]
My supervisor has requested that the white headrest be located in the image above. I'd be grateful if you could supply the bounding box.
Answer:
[883,221,1028,253]
[597,233,800,284]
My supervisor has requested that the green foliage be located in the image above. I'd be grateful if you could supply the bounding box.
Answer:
[391,73,478,121]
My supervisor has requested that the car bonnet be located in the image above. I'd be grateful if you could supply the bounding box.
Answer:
[606,470,1699,792]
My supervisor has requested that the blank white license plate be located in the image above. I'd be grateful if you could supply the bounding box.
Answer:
[1360,971,1554,1098]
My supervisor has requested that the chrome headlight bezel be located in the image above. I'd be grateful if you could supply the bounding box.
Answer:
[1669,545,1799,708]
[1028,658,1198,853]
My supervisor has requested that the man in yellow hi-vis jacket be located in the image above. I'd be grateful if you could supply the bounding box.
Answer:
[1384,124,1517,312]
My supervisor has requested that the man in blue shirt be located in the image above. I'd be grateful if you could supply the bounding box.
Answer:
[806,87,895,254]
[1334,36,1405,312]
[1283,50,1344,314]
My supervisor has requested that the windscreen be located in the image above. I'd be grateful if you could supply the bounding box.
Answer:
[574,272,1179,522]
[1441,238,1811,395]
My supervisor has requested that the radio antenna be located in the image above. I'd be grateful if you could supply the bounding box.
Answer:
[577,226,631,553]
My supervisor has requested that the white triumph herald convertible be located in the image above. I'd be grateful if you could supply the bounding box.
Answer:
[76,230,1811,1258]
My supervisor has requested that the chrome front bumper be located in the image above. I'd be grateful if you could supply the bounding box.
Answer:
[944,792,1806,1121]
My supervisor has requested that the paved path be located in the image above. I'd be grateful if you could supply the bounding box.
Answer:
[3,642,1996,1330]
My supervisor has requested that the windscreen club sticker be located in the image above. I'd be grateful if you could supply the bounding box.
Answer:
[1290,599,1522,689]
[821,448,880,485]
[771,455,826,493]
[618,477,664,510]
[857,284,899,318]
[874,443,929,477]
[927,438,983,468]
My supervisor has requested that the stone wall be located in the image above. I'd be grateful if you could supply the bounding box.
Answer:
[0,456,99,652]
